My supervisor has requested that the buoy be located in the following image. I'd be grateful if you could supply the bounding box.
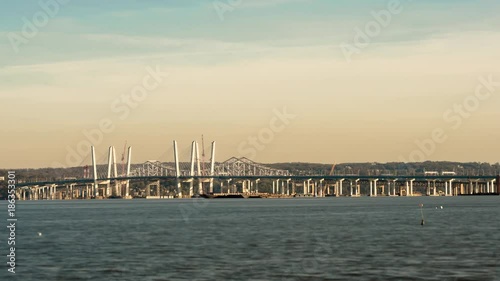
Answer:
[419,203,425,225]
[38,232,42,236]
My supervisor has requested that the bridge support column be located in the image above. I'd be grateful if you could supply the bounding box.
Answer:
[189,181,194,197]
[496,176,500,194]
[445,179,454,196]
[374,179,378,197]
[338,179,344,196]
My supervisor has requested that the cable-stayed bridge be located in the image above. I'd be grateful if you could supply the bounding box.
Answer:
[14,140,500,200]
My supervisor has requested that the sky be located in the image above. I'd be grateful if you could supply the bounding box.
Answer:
[1,0,500,168]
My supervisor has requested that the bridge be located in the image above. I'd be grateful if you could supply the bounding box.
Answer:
[14,140,500,200]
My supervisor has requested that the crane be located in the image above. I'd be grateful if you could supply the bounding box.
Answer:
[121,141,127,177]
[329,164,336,176]
[201,135,206,176]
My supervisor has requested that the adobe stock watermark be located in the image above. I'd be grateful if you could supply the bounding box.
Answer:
[7,0,70,54]
[399,74,499,163]
[339,0,406,63]
[237,107,296,159]
[51,65,169,168]
[213,0,243,21]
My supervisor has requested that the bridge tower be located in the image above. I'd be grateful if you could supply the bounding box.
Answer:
[125,146,132,198]
[189,141,196,197]
[196,141,203,195]
[209,141,216,193]
[91,146,98,197]
[173,140,182,197]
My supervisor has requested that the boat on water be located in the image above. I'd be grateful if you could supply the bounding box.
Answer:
[191,193,263,199]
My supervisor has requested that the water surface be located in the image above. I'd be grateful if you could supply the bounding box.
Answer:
[1,197,499,280]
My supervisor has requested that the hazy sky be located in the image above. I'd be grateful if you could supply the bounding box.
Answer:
[1,0,500,168]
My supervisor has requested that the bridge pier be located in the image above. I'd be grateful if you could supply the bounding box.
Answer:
[370,179,378,197]
[189,180,194,197]
[338,179,344,196]
[497,176,500,194]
